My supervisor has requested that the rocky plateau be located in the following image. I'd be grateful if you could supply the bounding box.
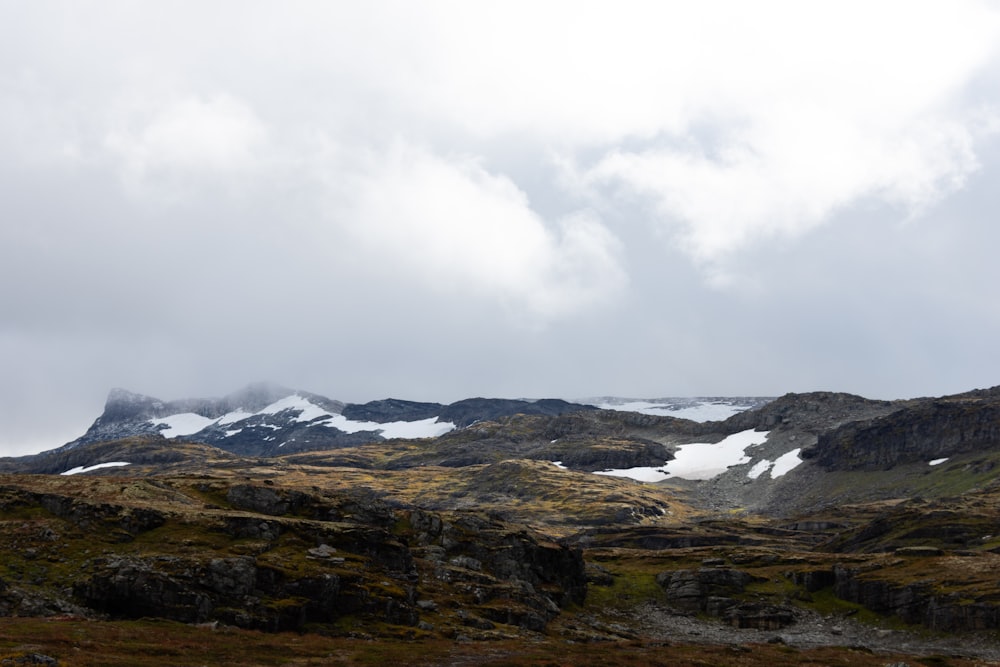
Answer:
[2,383,1000,666]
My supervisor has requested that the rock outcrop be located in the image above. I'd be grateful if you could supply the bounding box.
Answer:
[803,392,1000,470]
[829,564,1000,632]
[0,477,585,636]
[721,391,900,435]
[656,567,795,630]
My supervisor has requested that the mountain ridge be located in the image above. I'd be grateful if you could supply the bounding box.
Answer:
[4,383,1000,662]
[50,384,607,458]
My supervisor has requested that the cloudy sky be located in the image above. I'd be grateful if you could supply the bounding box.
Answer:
[3,1,1000,455]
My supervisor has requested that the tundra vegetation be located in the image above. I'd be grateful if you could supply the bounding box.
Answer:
[3,387,1000,665]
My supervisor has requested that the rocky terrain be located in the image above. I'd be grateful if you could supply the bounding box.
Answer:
[2,383,1000,665]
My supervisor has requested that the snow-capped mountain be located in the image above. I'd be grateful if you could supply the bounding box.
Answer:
[61,383,602,457]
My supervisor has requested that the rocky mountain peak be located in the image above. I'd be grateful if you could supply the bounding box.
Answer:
[102,388,165,421]
[720,390,900,433]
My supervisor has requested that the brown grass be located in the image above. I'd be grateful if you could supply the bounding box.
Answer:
[0,618,990,667]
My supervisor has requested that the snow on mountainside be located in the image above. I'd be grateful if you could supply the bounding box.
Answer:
[146,394,455,442]
[60,385,461,457]
[583,396,773,422]
[53,384,783,474]
[59,384,601,458]
[17,384,1000,523]
[589,428,804,484]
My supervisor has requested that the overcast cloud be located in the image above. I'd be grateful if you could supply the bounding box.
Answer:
[3,1,1000,455]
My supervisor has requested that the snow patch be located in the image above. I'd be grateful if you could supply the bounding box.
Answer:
[745,447,803,480]
[592,399,752,422]
[594,465,671,483]
[148,413,217,438]
[588,429,771,483]
[771,448,803,477]
[929,457,949,466]
[663,429,770,480]
[61,461,131,476]
[316,414,454,439]
[217,410,253,425]
[377,417,455,439]
[258,395,332,422]
[747,459,773,480]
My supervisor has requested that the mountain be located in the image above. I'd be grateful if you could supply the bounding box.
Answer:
[4,384,1000,664]
[56,382,600,458]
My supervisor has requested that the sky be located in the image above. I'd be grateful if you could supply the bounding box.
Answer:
[3,1,1000,456]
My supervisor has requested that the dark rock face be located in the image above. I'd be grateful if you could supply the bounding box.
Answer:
[0,481,586,635]
[804,396,1000,470]
[406,509,588,614]
[656,568,755,613]
[830,565,992,631]
[437,398,598,429]
[386,507,587,631]
[16,490,167,540]
[722,602,796,630]
[341,398,445,423]
[656,567,796,630]
[73,545,418,633]
[721,391,899,434]
[544,438,673,472]
[787,562,1000,633]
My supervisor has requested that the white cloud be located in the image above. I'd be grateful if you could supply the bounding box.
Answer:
[560,1,1000,277]
[587,112,982,274]
[330,142,626,319]
[328,1,997,280]
[104,93,267,195]
[10,2,997,281]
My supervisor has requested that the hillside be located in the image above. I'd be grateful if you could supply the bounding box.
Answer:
[2,384,1000,664]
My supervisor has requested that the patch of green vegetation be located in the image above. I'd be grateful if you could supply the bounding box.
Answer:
[804,586,911,630]
[743,575,800,601]
[0,504,53,521]
[583,569,664,611]
[184,481,235,509]
[391,515,413,536]
[910,453,1000,497]
[128,517,233,554]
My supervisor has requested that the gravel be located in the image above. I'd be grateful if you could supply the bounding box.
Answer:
[624,602,1000,661]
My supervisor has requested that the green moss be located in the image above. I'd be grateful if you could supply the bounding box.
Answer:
[584,570,664,611]
[743,576,800,600]
[264,595,309,610]
[804,587,910,630]
[391,515,413,537]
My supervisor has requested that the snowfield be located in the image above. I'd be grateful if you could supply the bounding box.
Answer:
[61,461,131,475]
[591,429,802,483]
[147,413,217,438]
[594,465,672,483]
[589,399,756,422]
[661,429,769,480]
